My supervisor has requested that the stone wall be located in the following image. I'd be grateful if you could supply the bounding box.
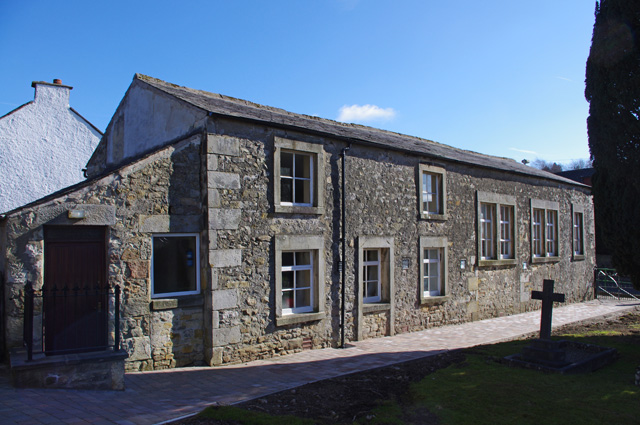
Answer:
[196,119,594,366]
[1,134,206,370]
[1,114,595,370]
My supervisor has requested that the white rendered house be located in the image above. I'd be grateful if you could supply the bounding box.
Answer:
[0,80,102,213]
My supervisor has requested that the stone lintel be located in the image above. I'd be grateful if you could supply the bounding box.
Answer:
[36,204,116,227]
[138,215,200,233]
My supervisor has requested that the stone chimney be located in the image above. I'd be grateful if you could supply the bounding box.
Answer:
[31,79,73,108]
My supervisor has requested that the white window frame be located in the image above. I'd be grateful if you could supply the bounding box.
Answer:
[423,248,442,297]
[151,233,200,298]
[417,164,447,220]
[499,205,514,259]
[532,208,544,257]
[477,192,517,267]
[530,200,560,263]
[546,209,558,257]
[362,249,382,303]
[279,151,313,207]
[280,251,314,315]
[356,236,395,341]
[572,204,585,260]
[274,235,325,326]
[274,137,325,215]
[480,203,496,260]
[419,236,448,304]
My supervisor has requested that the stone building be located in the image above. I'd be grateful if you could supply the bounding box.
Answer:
[0,74,594,370]
[0,79,102,213]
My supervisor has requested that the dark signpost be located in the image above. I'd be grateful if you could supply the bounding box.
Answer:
[522,279,567,366]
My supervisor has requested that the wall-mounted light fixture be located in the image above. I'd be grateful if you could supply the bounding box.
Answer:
[68,209,86,219]
[522,262,528,270]
[460,259,467,270]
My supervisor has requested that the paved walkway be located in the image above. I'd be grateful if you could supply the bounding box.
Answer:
[1,299,638,425]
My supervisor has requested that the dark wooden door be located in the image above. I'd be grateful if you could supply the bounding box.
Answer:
[44,226,107,355]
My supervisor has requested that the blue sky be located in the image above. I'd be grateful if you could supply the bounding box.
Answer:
[0,0,596,164]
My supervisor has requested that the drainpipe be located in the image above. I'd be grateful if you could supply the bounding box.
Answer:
[340,144,351,348]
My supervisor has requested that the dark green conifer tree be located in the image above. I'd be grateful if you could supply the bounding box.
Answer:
[585,0,640,288]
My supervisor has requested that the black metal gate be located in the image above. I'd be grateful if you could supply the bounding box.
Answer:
[23,282,121,360]
[594,268,640,300]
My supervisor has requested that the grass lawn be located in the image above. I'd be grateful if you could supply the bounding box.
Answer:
[194,323,640,424]
[372,330,640,425]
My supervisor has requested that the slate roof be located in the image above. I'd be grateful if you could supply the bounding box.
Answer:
[136,74,586,188]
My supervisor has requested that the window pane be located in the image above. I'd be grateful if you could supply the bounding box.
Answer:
[294,179,310,204]
[296,289,311,308]
[282,291,294,309]
[282,252,294,267]
[366,281,378,298]
[365,249,379,262]
[153,236,198,295]
[295,269,311,288]
[282,271,294,289]
[295,154,311,179]
[295,251,311,266]
[281,152,293,177]
[280,178,293,203]
[366,265,379,281]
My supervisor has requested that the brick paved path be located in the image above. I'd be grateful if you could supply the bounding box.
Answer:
[0,299,637,425]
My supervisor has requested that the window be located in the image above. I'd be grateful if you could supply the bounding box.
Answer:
[417,164,447,219]
[480,203,496,260]
[572,204,585,260]
[530,200,560,262]
[275,235,325,325]
[281,251,313,314]
[362,249,382,303]
[356,236,395,340]
[419,236,448,304]
[477,192,517,266]
[151,234,200,298]
[423,249,442,297]
[274,137,325,215]
[280,152,312,206]
[499,205,514,259]
[357,237,393,306]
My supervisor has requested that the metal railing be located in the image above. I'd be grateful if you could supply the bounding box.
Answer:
[23,282,121,361]
[594,268,640,301]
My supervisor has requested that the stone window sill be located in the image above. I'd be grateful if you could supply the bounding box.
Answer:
[363,303,391,314]
[151,295,204,311]
[478,259,517,268]
[274,205,324,215]
[276,311,325,326]
[419,213,448,222]
[531,256,561,264]
[420,295,450,306]
[572,255,586,262]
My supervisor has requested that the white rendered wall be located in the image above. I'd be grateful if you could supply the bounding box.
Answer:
[0,82,102,213]
[105,81,207,168]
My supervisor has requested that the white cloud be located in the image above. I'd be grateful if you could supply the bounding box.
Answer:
[337,104,396,123]
[509,147,538,155]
